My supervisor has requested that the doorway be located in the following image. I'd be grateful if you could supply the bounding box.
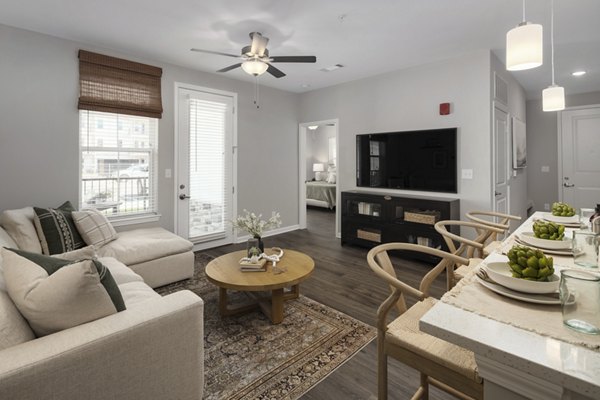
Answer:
[559,105,600,210]
[298,119,340,237]
[175,83,237,250]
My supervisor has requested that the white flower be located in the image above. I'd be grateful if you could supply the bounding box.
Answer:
[231,210,282,238]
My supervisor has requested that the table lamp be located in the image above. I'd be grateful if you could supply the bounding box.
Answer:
[313,163,325,181]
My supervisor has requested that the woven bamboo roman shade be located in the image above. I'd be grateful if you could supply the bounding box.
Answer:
[78,50,163,118]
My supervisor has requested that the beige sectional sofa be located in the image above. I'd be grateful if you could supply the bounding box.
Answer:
[0,208,204,399]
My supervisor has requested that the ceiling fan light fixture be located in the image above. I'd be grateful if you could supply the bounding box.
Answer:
[542,85,565,112]
[506,22,543,71]
[241,59,268,76]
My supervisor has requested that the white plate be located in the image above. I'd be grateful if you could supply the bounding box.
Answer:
[543,212,580,224]
[513,237,573,256]
[519,232,572,250]
[476,276,561,305]
[485,262,560,294]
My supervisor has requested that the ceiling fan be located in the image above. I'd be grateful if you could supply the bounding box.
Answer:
[191,32,316,78]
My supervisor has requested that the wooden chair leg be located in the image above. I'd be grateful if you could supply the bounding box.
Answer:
[378,334,388,400]
[420,373,429,400]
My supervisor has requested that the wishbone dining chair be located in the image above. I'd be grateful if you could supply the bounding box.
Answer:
[367,243,483,400]
[434,220,505,289]
[465,211,522,256]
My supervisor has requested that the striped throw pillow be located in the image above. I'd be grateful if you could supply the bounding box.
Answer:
[33,201,86,255]
[72,209,118,247]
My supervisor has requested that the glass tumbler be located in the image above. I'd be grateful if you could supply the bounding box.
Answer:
[580,208,595,230]
[560,269,600,335]
[572,230,599,268]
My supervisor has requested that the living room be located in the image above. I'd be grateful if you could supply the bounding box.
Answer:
[1,1,600,399]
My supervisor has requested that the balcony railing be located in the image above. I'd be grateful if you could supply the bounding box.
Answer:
[82,177,149,215]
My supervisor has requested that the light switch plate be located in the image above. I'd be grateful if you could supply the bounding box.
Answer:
[541,166,550,172]
[461,169,473,180]
[165,169,172,178]
[544,203,550,211]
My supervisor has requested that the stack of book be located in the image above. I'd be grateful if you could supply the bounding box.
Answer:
[239,258,267,272]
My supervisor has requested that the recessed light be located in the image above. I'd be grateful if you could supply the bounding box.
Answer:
[572,70,586,77]
[308,125,319,130]
[301,83,311,88]
[320,64,344,72]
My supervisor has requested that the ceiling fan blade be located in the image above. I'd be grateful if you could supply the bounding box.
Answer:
[217,63,242,73]
[266,64,286,78]
[191,48,239,58]
[270,56,317,63]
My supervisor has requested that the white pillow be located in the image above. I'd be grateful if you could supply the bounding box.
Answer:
[0,207,42,253]
[73,209,118,247]
[2,248,125,337]
[326,172,337,184]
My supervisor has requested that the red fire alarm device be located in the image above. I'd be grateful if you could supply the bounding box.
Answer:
[439,103,451,115]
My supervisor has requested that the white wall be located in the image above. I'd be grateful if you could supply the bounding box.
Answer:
[299,50,493,220]
[526,90,600,211]
[305,125,335,180]
[490,53,528,226]
[0,24,301,232]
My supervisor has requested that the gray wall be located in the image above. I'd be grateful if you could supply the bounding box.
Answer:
[527,90,600,211]
[299,50,493,220]
[490,53,528,227]
[0,24,300,232]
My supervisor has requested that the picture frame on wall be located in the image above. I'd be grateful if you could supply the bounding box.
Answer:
[512,117,527,169]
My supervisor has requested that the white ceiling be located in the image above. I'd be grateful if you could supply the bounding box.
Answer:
[1,0,598,99]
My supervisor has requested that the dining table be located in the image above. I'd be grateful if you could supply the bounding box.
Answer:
[419,211,600,400]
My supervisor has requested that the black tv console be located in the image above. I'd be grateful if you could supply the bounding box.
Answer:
[341,191,460,263]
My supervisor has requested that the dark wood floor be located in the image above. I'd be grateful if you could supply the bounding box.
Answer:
[204,207,454,400]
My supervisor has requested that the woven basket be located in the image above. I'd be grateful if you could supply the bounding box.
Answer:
[404,210,441,225]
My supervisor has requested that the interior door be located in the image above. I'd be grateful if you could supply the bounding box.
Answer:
[176,86,235,246]
[560,107,600,209]
[493,106,510,216]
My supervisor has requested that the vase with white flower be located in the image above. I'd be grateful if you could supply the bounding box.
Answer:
[232,210,282,255]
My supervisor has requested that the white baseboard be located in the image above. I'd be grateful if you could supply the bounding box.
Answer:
[235,224,301,243]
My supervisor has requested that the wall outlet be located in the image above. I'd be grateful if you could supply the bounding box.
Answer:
[541,166,550,173]
[461,169,473,180]
[544,203,550,211]
[165,169,172,178]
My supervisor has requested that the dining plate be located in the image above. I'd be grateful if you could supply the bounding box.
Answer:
[475,276,561,305]
[513,237,573,256]
[519,232,572,250]
[485,262,560,294]
[542,212,580,224]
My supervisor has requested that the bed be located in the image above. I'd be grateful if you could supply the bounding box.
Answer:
[306,181,336,209]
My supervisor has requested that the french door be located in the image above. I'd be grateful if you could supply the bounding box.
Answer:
[176,85,236,246]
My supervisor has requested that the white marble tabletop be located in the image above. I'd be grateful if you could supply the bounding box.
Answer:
[419,212,600,399]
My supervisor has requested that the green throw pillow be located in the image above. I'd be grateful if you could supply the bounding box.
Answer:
[6,248,125,312]
[33,201,86,255]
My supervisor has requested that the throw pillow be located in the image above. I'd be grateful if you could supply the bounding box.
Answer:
[326,172,337,184]
[2,248,125,337]
[73,209,118,247]
[33,201,86,255]
[0,207,42,253]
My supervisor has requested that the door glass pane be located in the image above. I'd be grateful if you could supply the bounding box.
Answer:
[188,98,227,239]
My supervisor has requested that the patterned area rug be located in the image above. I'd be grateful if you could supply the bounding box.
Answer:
[155,253,376,400]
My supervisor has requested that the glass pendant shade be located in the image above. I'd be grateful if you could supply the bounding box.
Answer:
[543,85,565,111]
[241,60,268,76]
[506,22,543,71]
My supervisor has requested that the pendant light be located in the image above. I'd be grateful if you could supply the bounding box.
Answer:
[506,0,543,71]
[543,0,565,112]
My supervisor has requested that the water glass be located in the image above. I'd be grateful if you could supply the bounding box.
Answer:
[560,269,600,335]
[572,230,599,268]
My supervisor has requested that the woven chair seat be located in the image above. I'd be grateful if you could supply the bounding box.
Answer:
[454,258,484,281]
[386,297,482,384]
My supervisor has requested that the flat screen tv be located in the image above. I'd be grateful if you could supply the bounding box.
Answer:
[356,128,457,193]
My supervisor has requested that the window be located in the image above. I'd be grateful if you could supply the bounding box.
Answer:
[80,110,158,219]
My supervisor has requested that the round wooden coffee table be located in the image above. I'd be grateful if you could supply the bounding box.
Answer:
[205,249,314,324]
